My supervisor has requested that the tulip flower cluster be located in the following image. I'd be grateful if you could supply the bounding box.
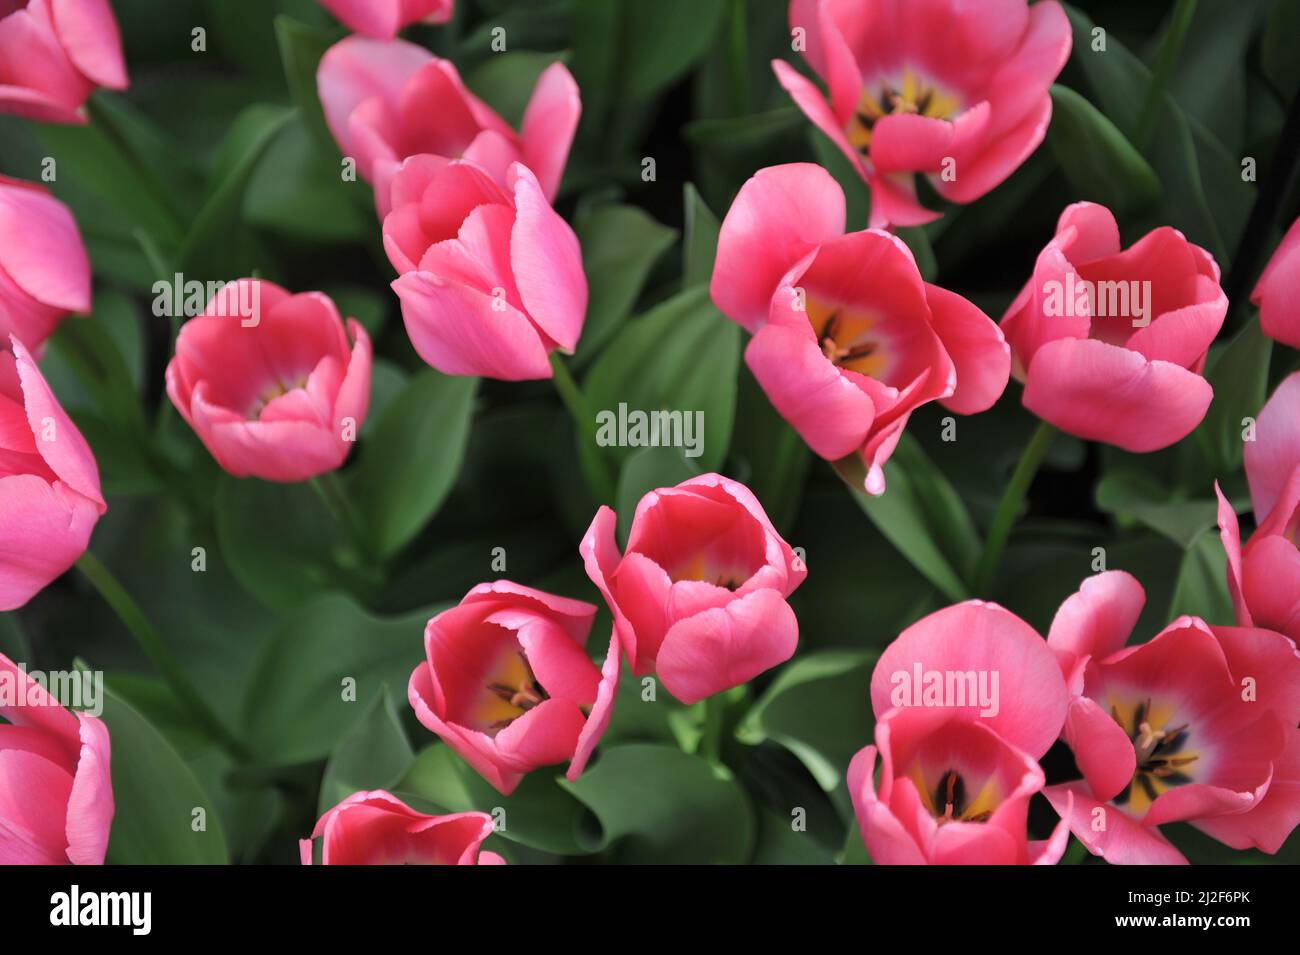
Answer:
[1,0,1298,871]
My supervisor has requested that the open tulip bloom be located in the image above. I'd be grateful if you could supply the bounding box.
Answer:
[302,791,504,865]
[712,163,1009,493]
[777,0,1071,228]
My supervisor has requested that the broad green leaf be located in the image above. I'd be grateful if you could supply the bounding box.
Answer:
[685,107,807,214]
[619,0,728,101]
[349,370,479,559]
[1194,315,1272,474]
[682,183,721,288]
[400,744,593,855]
[175,103,294,281]
[729,368,811,535]
[318,687,415,817]
[274,15,343,152]
[573,202,677,367]
[1095,471,1217,550]
[99,681,230,864]
[580,285,740,488]
[214,474,364,611]
[832,436,979,602]
[1047,85,1161,218]
[241,593,435,764]
[1167,529,1234,623]
[1262,0,1300,100]
[244,115,371,243]
[559,743,756,863]
[737,651,876,791]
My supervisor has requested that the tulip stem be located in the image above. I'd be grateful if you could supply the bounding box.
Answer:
[549,354,617,501]
[700,694,726,764]
[75,551,248,760]
[311,471,360,541]
[1134,0,1198,153]
[971,421,1056,596]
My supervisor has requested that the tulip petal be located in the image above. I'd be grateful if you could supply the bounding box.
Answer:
[1022,337,1212,452]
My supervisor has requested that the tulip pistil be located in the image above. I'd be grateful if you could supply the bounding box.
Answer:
[846,68,962,154]
[1111,698,1199,812]
[478,651,549,734]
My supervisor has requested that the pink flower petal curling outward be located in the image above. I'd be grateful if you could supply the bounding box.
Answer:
[1253,217,1300,350]
[1022,338,1213,452]
[1044,782,1188,864]
[1244,372,1300,522]
[870,600,1068,759]
[48,0,128,90]
[922,283,1009,414]
[743,318,875,461]
[520,62,581,203]
[1214,482,1253,628]
[1046,569,1146,690]
[710,162,846,333]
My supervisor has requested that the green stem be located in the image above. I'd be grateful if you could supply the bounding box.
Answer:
[1134,0,1198,152]
[75,551,247,760]
[549,354,617,501]
[700,694,726,764]
[311,471,360,539]
[972,421,1056,596]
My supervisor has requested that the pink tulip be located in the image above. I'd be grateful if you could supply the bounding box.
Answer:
[710,163,1009,494]
[0,175,90,352]
[1253,217,1300,349]
[581,473,806,705]
[384,157,586,381]
[301,791,504,865]
[1215,372,1300,642]
[776,0,1070,228]
[317,0,453,40]
[0,335,104,610]
[317,35,579,216]
[407,581,619,796]
[852,601,1071,864]
[164,279,372,484]
[1043,571,1300,863]
[0,652,113,863]
[1001,202,1226,451]
[0,0,127,124]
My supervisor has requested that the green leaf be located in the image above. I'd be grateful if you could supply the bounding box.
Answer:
[559,743,756,863]
[580,285,740,487]
[737,651,876,791]
[832,437,979,602]
[241,594,436,764]
[214,475,358,611]
[1047,84,1161,218]
[572,202,677,367]
[1194,315,1272,474]
[244,115,371,243]
[318,687,415,817]
[400,744,593,855]
[615,446,698,543]
[685,107,807,213]
[349,370,479,559]
[99,681,230,864]
[577,0,727,103]
[175,103,294,280]
[274,15,343,152]
[1095,471,1217,549]
[1167,529,1234,623]
[682,183,721,288]
[1262,0,1300,100]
